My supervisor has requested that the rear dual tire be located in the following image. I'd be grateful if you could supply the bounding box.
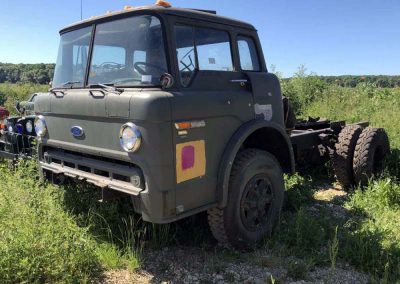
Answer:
[353,127,390,187]
[332,125,363,188]
[333,126,390,189]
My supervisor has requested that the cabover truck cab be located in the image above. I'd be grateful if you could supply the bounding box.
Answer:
[36,4,320,248]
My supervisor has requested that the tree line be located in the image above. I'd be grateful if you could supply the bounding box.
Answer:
[0,63,55,85]
[282,75,400,88]
[316,75,400,88]
[1,62,399,88]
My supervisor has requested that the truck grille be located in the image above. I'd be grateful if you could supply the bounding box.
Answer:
[0,132,36,158]
[41,147,144,195]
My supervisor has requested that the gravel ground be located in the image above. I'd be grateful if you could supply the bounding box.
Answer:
[101,246,368,283]
[100,186,370,284]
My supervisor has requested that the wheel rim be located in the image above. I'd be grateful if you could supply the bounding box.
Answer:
[240,174,273,231]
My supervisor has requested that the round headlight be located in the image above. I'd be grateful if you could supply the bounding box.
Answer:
[34,115,47,137]
[7,125,14,133]
[26,120,33,133]
[119,123,141,152]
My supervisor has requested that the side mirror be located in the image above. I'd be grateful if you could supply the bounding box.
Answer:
[15,101,24,114]
[160,73,174,90]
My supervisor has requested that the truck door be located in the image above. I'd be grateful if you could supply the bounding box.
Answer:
[236,34,285,127]
[171,24,254,214]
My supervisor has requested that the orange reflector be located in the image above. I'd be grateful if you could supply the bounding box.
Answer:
[155,0,172,8]
[175,120,206,130]
[123,6,134,11]
[175,122,191,130]
[0,124,6,130]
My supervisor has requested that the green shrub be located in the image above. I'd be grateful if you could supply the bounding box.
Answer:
[0,83,48,114]
[281,65,328,113]
[284,174,315,210]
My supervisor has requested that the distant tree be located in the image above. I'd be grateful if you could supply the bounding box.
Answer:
[0,63,55,84]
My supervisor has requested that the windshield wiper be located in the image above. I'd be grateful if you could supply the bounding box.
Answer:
[90,83,124,95]
[60,81,81,87]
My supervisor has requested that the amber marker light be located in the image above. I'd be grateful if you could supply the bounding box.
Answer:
[155,0,172,8]
[175,121,206,130]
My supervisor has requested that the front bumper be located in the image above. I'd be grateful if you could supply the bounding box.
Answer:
[38,142,177,224]
[41,149,144,195]
[0,150,18,160]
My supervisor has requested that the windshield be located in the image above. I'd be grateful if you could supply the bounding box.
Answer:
[52,15,167,88]
[52,27,91,88]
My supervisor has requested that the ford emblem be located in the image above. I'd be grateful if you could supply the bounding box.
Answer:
[71,126,84,137]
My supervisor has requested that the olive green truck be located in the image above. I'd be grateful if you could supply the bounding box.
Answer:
[33,3,390,248]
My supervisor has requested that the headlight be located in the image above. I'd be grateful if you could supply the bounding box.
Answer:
[7,125,14,133]
[26,120,33,133]
[119,123,141,152]
[34,115,47,137]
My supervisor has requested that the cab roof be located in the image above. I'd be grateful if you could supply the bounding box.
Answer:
[60,5,256,34]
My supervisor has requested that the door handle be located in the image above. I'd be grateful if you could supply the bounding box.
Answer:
[230,79,248,83]
[230,79,248,87]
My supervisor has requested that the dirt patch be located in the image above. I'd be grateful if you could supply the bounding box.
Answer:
[314,186,347,202]
[100,269,153,284]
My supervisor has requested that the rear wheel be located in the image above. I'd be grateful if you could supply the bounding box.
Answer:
[208,149,285,249]
[332,125,363,189]
[353,127,390,187]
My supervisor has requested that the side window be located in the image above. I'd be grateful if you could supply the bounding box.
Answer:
[175,25,234,87]
[237,36,260,71]
[175,25,197,87]
[196,28,233,71]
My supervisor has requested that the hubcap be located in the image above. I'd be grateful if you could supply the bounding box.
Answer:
[240,174,273,231]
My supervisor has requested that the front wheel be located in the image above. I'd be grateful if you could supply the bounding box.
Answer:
[208,149,285,249]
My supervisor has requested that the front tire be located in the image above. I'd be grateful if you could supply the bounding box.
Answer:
[208,149,285,249]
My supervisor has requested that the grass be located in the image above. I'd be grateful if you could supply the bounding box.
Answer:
[0,160,146,283]
[0,161,100,283]
[272,175,400,282]
[0,80,399,282]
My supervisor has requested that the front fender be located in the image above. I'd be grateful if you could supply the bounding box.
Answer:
[217,119,295,208]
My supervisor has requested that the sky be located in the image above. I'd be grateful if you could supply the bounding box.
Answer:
[0,0,399,77]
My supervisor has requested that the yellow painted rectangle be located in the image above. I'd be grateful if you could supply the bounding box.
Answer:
[176,140,206,184]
